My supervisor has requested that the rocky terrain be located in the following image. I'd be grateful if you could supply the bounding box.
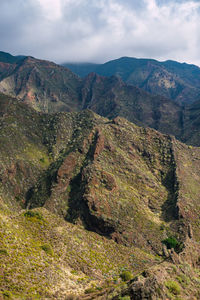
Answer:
[1,93,200,299]
[64,56,200,105]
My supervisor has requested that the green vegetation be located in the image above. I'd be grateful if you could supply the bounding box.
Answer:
[0,248,8,255]
[120,270,133,282]
[24,210,43,220]
[165,280,181,295]
[162,236,179,249]
[162,236,183,253]
[40,243,54,256]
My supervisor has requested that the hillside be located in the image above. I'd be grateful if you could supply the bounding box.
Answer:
[80,73,183,139]
[64,57,200,105]
[1,93,200,298]
[0,56,82,113]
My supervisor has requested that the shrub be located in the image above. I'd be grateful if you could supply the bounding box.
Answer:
[162,236,178,249]
[120,270,133,282]
[176,274,190,286]
[165,280,181,295]
[2,291,13,298]
[84,287,96,294]
[0,248,8,255]
[40,244,54,256]
[24,210,43,220]
[162,236,183,253]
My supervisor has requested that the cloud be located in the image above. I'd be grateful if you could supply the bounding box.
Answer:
[0,0,200,65]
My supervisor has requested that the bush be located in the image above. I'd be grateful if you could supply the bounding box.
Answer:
[165,280,181,295]
[120,270,133,282]
[84,287,96,294]
[162,236,183,252]
[162,236,178,249]
[40,244,54,256]
[2,291,14,299]
[24,210,43,220]
[0,248,8,255]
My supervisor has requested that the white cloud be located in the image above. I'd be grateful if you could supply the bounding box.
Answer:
[37,0,62,20]
[0,0,200,65]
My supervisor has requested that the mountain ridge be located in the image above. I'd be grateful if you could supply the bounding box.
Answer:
[2,53,200,146]
[63,56,200,105]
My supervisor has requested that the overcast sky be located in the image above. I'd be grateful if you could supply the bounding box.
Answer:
[1,0,200,65]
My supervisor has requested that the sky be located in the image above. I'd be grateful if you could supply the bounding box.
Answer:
[1,0,200,65]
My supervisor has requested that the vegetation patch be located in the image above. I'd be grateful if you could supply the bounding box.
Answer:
[24,210,44,220]
[0,248,8,255]
[162,236,183,253]
[165,280,181,295]
[40,243,54,256]
[120,270,133,282]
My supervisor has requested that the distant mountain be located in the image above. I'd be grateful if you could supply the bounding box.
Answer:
[80,72,183,139]
[2,53,200,146]
[0,50,25,64]
[1,92,200,298]
[0,55,183,137]
[63,57,200,105]
[0,56,82,112]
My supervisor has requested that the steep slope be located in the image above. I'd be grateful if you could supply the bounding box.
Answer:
[80,73,183,139]
[1,93,200,298]
[181,99,200,146]
[64,57,200,105]
[0,56,82,112]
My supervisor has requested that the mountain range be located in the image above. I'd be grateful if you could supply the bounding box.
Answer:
[64,56,200,105]
[1,51,200,146]
[1,51,200,299]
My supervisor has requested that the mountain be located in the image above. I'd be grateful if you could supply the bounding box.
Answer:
[1,93,200,298]
[63,57,200,105]
[0,51,25,64]
[0,55,184,139]
[0,56,82,113]
[3,53,200,147]
[0,51,26,82]
[80,72,183,140]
